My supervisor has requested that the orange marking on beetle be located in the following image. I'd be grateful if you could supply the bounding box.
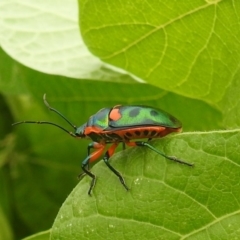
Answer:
[84,126,102,135]
[102,126,181,141]
[126,142,137,147]
[109,107,122,121]
[89,143,105,163]
[107,143,119,157]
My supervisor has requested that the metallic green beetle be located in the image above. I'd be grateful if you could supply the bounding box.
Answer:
[13,95,193,195]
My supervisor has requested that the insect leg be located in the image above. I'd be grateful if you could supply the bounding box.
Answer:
[80,142,105,195]
[103,143,129,191]
[78,142,97,180]
[128,141,194,167]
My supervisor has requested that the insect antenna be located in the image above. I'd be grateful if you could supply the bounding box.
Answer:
[12,94,77,138]
[43,94,77,130]
[12,121,76,137]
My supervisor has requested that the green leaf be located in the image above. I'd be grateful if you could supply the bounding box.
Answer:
[22,230,50,240]
[0,1,134,82]
[0,0,101,78]
[51,130,240,239]
[80,0,240,103]
[218,71,240,128]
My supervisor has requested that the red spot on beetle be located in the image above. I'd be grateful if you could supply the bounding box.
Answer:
[109,107,122,121]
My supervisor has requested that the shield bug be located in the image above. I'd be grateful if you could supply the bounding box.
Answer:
[13,95,193,195]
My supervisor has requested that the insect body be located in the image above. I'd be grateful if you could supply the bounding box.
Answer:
[13,95,193,195]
